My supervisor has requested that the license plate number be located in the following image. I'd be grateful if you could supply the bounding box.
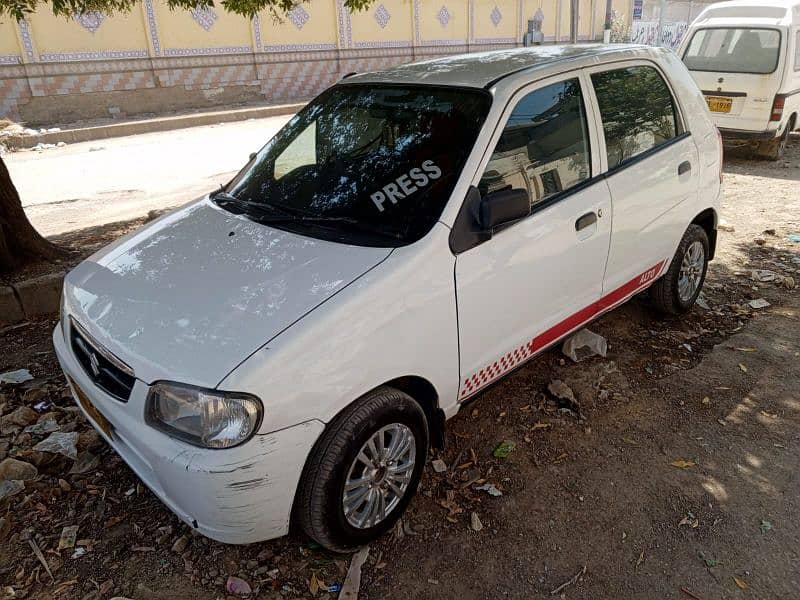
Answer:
[68,376,115,438]
[706,96,732,113]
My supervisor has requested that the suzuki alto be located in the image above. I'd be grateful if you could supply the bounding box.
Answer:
[54,44,723,552]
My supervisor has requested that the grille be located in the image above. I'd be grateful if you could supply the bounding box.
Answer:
[69,318,135,401]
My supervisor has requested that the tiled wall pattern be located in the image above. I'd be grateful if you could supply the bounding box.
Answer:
[0,0,615,122]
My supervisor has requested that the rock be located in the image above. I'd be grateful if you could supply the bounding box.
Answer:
[1,406,37,427]
[0,287,25,325]
[77,430,102,451]
[33,432,78,459]
[470,512,483,532]
[171,535,189,554]
[0,479,24,502]
[0,458,38,482]
[748,298,771,309]
[69,452,99,475]
[548,379,577,403]
[23,419,59,435]
[22,388,47,404]
[718,221,735,232]
[431,459,447,473]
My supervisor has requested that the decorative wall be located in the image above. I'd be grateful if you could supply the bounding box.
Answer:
[0,0,620,124]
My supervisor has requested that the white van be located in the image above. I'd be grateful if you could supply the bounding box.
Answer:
[678,0,800,159]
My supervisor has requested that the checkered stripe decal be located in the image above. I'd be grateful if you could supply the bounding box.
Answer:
[459,261,666,400]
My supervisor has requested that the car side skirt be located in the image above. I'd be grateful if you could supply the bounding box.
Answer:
[458,260,666,401]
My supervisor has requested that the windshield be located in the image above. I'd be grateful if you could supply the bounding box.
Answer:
[683,27,781,74]
[221,84,491,246]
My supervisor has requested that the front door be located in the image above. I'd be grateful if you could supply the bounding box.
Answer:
[455,73,612,402]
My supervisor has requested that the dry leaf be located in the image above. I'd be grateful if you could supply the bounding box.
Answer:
[309,573,319,596]
[531,422,550,430]
[739,363,748,373]
[622,437,637,445]
[733,576,749,590]
[671,459,696,469]
[735,347,757,352]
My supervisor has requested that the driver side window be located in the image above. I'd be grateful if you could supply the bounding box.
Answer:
[479,78,591,208]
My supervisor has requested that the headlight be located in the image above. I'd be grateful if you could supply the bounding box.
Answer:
[146,382,262,449]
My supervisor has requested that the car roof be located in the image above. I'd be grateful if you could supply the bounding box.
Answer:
[341,44,662,90]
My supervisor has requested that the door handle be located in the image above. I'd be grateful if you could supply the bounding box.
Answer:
[575,212,597,231]
[678,161,692,175]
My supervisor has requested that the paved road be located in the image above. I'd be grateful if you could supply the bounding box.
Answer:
[7,114,293,237]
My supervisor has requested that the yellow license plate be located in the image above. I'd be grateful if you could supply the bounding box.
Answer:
[68,376,114,438]
[706,96,732,113]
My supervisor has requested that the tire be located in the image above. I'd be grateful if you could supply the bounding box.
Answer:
[650,224,709,315]
[294,386,429,552]
[756,124,791,161]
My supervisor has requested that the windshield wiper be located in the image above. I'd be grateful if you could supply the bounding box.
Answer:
[210,189,294,218]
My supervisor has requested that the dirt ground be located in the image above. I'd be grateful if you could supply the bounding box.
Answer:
[1,137,799,600]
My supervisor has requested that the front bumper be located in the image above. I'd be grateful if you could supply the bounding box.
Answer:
[53,323,324,544]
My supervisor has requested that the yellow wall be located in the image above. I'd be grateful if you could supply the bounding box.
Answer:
[0,20,20,56]
[259,0,339,48]
[419,0,469,42]
[28,11,148,55]
[154,4,252,52]
[473,0,518,40]
[350,0,414,45]
[2,0,626,64]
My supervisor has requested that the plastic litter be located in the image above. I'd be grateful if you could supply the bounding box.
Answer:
[562,328,607,362]
[225,576,252,595]
[0,369,33,384]
[431,459,447,473]
[751,269,777,282]
[475,483,503,497]
[33,431,79,459]
[788,234,800,243]
[493,440,516,458]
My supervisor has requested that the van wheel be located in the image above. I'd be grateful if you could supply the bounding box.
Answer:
[756,124,791,161]
[295,387,428,552]
[650,224,709,315]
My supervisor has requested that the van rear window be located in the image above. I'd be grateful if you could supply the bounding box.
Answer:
[683,28,781,74]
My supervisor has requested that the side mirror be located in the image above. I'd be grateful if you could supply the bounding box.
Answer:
[249,152,257,161]
[475,188,530,230]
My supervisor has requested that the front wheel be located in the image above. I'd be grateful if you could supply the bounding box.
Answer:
[650,224,709,315]
[294,387,428,552]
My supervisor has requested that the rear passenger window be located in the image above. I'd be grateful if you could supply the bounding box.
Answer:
[591,66,679,169]
[479,78,591,208]
[795,31,800,71]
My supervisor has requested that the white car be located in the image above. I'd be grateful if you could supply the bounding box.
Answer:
[678,0,800,160]
[54,44,722,552]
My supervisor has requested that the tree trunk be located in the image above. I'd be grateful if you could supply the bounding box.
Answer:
[0,154,66,274]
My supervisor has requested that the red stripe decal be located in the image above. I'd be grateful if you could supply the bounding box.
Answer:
[459,261,666,400]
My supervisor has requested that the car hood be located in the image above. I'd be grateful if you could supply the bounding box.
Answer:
[63,199,391,388]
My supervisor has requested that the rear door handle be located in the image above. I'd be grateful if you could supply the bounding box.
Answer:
[678,161,692,175]
[575,212,597,231]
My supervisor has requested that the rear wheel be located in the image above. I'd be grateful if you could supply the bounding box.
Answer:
[651,224,709,315]
[756,122,791,161]
[295,387,428,552]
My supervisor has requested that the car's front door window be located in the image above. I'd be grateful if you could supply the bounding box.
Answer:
[479,78,591,209]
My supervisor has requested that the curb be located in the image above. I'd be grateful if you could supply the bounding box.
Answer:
[1,271,65,326]
[3,102,306,150]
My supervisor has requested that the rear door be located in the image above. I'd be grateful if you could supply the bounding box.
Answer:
[584,61,700,304]
[454,72,612,401]
[681,27,785,131]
